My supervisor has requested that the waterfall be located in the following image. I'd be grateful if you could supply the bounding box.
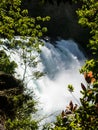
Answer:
[0,39,86,123]
[33,39,86,122]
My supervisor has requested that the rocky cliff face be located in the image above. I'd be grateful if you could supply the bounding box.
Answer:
[22,0,90,45]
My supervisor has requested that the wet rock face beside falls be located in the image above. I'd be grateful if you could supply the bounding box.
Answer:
[22,0,90,46]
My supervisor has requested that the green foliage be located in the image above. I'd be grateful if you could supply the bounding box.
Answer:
[76,79,98,129]
[0,50,17,74]
[76,0,98,85]
[6,118,38,130]
[0,0,50,40]
[0,0,50,81]
[80,59,98,79]
[76,2,98,129]
[0,72,38,129]
[68,84,74,92]
[76,0,98,56]
[54,127,67,130]
[5,90,38,130]
[0,0,50,59]
[0,0,51,82]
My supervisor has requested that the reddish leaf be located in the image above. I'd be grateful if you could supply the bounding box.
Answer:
[69,100,73,111]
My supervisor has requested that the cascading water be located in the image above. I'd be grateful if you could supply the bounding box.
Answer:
[33,39,86,123]
[0,39,86,124]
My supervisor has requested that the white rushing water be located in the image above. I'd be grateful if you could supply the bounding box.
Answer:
[34,39,86,123]
[0,39,86,123]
